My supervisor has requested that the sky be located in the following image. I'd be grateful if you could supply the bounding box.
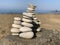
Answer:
[0,0,60,13]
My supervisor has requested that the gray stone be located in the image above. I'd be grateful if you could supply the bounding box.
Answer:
[22,18,32,23]
[1,28,60,45]
[21,22,33,27]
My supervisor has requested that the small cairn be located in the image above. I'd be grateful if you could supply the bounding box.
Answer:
[10,4,41,39]
[11,17,21,35]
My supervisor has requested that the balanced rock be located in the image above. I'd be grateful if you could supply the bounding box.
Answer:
[11,32,19,35]
[19,32,34,39]
[23,12,34,17]
[12,24,21,28]
[19,27,32,32]
[28,4,36,9]
[10,4,41,38]
[14,17,21,21]
[11,28,20,32]
[11,28,20,35]
[23,15,30,19]
[14,20,21,24]
[21,22,33,27]
[22,18,32,23]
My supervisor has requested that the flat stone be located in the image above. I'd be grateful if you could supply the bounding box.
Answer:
[11,33,19,35]
[22,18,32,23]
[23,12,34,17]
[19,27,32,32]
[23,15,30,19]
[12,24,21,28]
[14,17,21,21]
[14,20,21,24]
[11,28,20,32]
[19,32,34,39]
[21,22,33,27]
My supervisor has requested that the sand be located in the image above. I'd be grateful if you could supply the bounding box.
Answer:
[0,14,60,40]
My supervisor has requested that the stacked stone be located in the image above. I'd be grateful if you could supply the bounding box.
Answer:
[10,4,41,39]
[11,17,21,35]
[19,4,41,39]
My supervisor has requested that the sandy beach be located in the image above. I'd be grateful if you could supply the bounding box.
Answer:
[0,14,60,40]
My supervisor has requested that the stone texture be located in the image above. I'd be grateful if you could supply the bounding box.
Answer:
[22,18,32,23]
[12,24,21,28]
[14,20,21,24]
[11,28,20,32]
[23,12,34,17]
[14,17,21,21]
[28,4,36,9]
[1,28,60,45]
[11,33,19,35]
[19,27,32,32]
[19,32,34,38]
[21,22,33,27]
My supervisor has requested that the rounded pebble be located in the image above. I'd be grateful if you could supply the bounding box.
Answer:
[11,32,19,35]
[12,24,21,28]
[22,18,32,23]
[23,12,34,17]
[19,32,34,38]
[21,22,33,27]
[14,17,21,21]
[11,28,20,32]
[14,20,21,24]
[19,27,32,32]
[23,15,30,19]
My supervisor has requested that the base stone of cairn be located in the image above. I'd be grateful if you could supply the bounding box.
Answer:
[1,28,60,45]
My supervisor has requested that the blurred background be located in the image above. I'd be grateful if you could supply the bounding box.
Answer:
[0,0,60,14]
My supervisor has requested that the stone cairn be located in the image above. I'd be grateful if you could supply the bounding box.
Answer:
[11,4,41,39]
[11,17,21,35]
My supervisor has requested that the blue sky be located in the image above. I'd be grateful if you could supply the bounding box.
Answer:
[0,0,60,13]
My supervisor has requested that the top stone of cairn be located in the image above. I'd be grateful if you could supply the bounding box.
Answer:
[27,4,36,11]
